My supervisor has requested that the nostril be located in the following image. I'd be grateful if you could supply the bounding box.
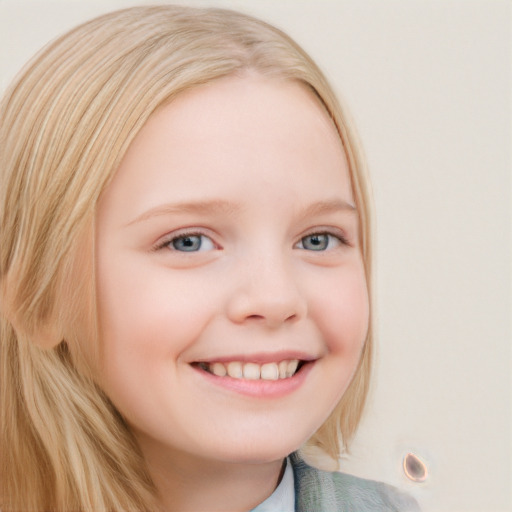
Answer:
[246,311,299,328]
[246,314,265,321]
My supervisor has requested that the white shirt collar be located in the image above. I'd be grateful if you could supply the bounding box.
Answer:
[250,458,295,512]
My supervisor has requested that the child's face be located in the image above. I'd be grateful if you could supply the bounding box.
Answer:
[95,75,369,464]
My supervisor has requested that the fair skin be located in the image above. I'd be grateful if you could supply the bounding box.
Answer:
[95,74,369,511]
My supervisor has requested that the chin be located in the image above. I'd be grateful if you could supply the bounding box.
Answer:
[203,432,308,465]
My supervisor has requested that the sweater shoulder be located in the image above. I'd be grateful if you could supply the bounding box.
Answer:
[330,470,421,511]
[291,453,421,512]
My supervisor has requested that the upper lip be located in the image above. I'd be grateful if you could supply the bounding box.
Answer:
[191,351,318,364]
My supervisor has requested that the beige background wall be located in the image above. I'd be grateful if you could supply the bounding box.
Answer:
[1,1,510,511]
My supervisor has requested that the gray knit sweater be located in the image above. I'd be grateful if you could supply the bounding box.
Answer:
[290,453,421,512]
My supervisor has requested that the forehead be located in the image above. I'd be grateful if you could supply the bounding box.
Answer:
[98,75,352,221]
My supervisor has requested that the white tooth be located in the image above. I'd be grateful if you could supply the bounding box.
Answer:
[211,362,227,377]
[260,363,279,380]
[227,361,243,379]
[243,362,261,380]
[286,360,299,378]
[278,361,288,379]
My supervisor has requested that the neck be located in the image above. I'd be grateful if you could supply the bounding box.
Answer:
[140,441,286,512]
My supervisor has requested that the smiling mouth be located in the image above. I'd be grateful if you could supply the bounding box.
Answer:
[193,360,306,381]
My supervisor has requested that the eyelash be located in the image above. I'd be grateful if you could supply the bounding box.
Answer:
[152,229,217,252]
[152,228,351,253]
[296,230,350,251]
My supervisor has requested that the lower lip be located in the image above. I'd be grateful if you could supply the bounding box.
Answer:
[191,361,314,398]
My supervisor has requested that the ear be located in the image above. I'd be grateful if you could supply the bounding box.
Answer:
[2,295,64,349]
[2,272,65,349]
[29,321,64,349]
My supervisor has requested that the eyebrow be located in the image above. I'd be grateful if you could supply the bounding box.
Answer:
[126,197,357,227]
[300,198,357,218]
[126,199,242,226]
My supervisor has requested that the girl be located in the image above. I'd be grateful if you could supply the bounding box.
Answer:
[0,5,419,511]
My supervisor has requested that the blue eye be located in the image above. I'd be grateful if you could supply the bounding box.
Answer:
[297,233,341,251]
[169,234,215,252]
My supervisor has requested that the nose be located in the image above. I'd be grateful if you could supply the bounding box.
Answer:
[225,253,307,328]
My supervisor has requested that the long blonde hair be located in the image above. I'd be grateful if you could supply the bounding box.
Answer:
[0,5,373,511]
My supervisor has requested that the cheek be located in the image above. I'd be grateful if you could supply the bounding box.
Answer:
[96,258,220,359]
[308,263,369,355]
[94,261,220,421]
